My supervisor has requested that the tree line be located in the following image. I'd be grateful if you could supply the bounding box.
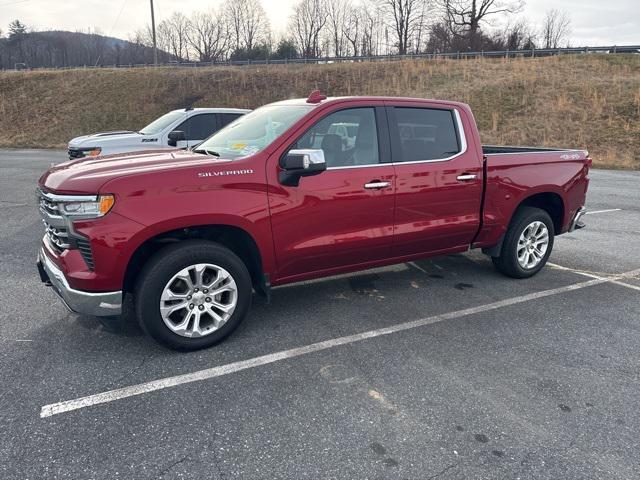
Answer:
[1,1,573,69]
[0,20,171,69]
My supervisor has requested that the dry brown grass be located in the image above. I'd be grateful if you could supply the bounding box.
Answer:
[1,54,639,169]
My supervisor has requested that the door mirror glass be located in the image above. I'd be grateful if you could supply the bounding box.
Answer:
[279,149,326,186]
[167,130,186,147]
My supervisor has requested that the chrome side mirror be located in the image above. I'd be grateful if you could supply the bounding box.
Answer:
[279,149,327,186]
[167,130,185,147]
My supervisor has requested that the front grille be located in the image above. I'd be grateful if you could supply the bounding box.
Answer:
[68,148,85,159]
[76,237,95,270]
[37,189,94,270]
[42,220,70,251]
[37,190,69,251]
[40,195,60,216]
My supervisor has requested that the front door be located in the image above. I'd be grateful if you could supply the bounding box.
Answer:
[267,105,396,281]
[174,113,220,148]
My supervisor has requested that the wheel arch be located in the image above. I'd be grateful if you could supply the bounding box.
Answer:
[121,224,266,297]
[516,191,565,235]
[483,191,564,257]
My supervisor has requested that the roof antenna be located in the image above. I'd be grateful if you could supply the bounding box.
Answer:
[306,90,327,104]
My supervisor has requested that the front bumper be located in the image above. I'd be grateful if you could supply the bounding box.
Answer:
[37,248,122,316]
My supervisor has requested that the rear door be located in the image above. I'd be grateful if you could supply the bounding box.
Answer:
[387,102,483,256]
[267,104,396,281]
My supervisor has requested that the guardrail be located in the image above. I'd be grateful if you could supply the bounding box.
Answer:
[5,44,640,71]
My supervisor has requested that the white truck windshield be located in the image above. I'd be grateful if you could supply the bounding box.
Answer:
[195,105,314,159]
[139,111,185,135]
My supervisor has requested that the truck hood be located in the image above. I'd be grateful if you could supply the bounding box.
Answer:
[68,131,156,148]
[39,149,233,194]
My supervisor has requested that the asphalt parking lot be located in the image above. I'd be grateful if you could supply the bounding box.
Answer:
[1,149,639,480]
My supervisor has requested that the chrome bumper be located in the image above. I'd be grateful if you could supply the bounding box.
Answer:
[569,206,586,232]
[37,249,122,316]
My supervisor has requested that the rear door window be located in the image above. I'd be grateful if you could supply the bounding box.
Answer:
[219,113,244,128]
[392,108,461,162]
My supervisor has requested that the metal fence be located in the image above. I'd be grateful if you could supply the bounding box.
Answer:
[7,44,640,72]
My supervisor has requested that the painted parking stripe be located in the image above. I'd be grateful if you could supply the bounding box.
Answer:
[584,208,622,215]
[549,263,640,292]
[40,267,640,418]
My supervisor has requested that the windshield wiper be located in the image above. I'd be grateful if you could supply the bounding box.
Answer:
[193,148,220,157]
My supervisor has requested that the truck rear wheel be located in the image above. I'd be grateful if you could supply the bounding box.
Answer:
[135,240,252,350]
[491,207,555,279]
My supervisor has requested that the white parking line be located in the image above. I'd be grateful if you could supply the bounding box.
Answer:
[548,263,640,292]
[40,267,640,419]
[585,208,622,215]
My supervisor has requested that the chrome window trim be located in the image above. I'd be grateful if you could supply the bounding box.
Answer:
[327,163,389,170]
[326,108,467,170]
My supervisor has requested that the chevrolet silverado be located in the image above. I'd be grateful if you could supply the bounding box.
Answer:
[37,92,590,350]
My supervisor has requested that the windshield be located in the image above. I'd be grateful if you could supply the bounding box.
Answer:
[139,110,185,135]
[195,105,314,159]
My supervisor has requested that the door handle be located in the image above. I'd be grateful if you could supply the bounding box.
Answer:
[456,174,477,181]
[364,181,391,190]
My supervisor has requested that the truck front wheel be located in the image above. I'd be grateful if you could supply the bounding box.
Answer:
[492,207,555,279]
[135,240,252,350]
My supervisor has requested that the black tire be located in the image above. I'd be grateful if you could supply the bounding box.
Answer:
[492,207,555,279]
[135,240,252,351]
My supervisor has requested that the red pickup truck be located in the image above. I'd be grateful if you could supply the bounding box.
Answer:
[37,92,590,350]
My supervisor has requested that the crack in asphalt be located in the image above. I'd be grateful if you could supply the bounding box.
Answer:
[156,455,189,479]
[426,463,456,479]
[109,353,155,388]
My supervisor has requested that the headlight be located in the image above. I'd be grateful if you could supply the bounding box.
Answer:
[83,147,102,157]
[58,194,115,218]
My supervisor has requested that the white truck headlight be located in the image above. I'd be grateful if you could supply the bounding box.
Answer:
[81,147,102,157]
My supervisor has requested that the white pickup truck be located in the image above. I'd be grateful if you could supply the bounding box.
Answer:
[67,107,250,159]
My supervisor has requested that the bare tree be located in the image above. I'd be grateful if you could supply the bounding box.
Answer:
[187,10,229,62]
[360,3,385,56]
[325,0,349,57]
[502,19,536,50]
[343,3,362,56]
[411,0,431,53]
[439,0,523,49]
[162,12,190,61]
[541,9,570,49]
[378,0,431,55]
[289,0,328,58]
[225,0,270,52]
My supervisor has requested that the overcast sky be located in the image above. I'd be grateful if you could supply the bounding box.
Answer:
[1,0,637,46]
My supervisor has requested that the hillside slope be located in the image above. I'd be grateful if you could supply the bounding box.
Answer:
[1,55,638,169]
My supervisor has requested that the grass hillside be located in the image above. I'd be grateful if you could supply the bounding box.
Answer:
[1,54,639,169]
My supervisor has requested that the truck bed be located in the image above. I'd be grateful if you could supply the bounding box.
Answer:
[473,147,590,249]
